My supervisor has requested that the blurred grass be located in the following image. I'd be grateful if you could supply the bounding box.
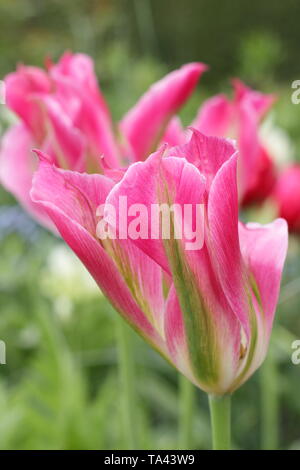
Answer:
[0,230,213,449]
[1,0,300,450]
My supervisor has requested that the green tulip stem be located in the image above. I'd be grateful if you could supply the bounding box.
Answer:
[208,394,231,450]
[116,317,138,449]
[178,375,195,449]
[260,348,279,450]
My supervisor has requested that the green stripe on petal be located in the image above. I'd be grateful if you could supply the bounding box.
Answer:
[105,239,156,325]
[163,221,221,388]
[228,288,259,393]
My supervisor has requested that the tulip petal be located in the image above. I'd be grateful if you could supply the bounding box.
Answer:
[241,144,276,206]
[106,238,165,335]
[105,142,242,392]
[233,79,276,118]
[50,52,110,118]
[0,124,53,229]
[227,219,288,391]
[120,63,207,161]
[238,219,288,333]
[169,129,236,189]
[5,66,51,142]
[207,150,251,337]
[273,165,300,232]
[236,97,261,199]
[30,157,165,349]
[37,95,86,172]
[162,117,186,147]
[192,94,232,137]
[105,147,206,273]
[51,54,120,169]
[164,285,192,376]
[233,80,276,200]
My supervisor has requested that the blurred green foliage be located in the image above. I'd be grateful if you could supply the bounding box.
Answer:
[1,0,300,450]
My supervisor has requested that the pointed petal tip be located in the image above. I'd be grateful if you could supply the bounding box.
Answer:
[147,142,169,161]
[189,62,209,73]
[32,148,52,164]
[231,77,277,108]
[186,127,238,154]
[120,62,208,161]
[231,77,247,92]
[44,55,54,70]
[181,62,209,79]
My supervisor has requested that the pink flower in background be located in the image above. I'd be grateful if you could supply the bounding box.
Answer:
[0,52,206,229]
[161,79,277,206]
[31,131,288,395]
[0,50,280,236]
[272,165,300,233]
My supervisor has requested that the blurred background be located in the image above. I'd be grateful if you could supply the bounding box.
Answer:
[0,0,300,450]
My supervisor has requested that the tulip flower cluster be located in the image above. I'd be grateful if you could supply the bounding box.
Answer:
[0,52,280,227]
[0,53,206,229]
[0,52,289,396]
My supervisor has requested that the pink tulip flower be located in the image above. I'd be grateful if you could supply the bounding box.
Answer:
[272,164,300,233]
[31,130,288,395]
[0,52,206,229]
